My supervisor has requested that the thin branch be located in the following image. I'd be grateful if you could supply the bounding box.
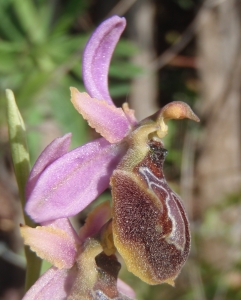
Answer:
[106,0,138,18]
[148,0,208,71]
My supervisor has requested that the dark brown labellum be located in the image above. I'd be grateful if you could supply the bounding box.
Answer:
[94,252,132,299]
[111,140,190,285]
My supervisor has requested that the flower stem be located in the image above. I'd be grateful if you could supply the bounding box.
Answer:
[6,89,42,291]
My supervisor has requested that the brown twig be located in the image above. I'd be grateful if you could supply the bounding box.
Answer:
[106,0,138,18]
[148,0,208,71]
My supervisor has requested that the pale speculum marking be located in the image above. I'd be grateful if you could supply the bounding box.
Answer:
[139,166,186,252]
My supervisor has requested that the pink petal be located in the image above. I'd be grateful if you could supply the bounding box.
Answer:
[26,133,71,198]
[43,218,80,245]
[25,138,126,223]
[78,201,111,241]
[20,223,78,269]
[117,278,136,299]
[23,266,77,300]
[83,15,126,105]
[71,88,130,143]
[122,103,138,126]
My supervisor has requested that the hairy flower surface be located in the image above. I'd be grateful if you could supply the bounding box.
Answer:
[24,15,199,289]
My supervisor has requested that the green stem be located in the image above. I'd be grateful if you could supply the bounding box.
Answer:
[6,89,42,291]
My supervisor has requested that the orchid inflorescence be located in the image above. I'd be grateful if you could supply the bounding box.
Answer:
[16,15,199,300]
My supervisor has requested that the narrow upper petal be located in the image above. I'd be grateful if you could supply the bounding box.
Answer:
[26,133,72,198]
[20,222,78,269]
[22,266,77,300]
[82,15,126,105]
[122,103,138,126]
[25,138,126,223]
[71,88,130,143]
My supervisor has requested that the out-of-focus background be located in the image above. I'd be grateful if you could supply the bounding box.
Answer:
[0,0,241,299]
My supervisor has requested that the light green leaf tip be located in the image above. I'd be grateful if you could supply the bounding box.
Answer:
[6,89,42,291]
[6,89,30,208]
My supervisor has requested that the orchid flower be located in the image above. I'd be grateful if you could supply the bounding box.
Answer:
[25,16,132,224]
[21,201,135,299]
[25,15,198,224]
[23,15,199,288]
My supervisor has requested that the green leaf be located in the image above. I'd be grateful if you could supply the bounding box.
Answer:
[6,89,30,205]
[6,89,42,290]
[0,41,26,52]
[109,61,142,79]
[49,77,88,148]
[109,83,131,97]
[40,259,52,275]
[114,39,139,57]
[0,73,25,91]
[0,52,17,72]
[43,37,84,68]
[51,0,89,34]
[17,71,52,105]
[38,1,53,36]
[12,0,46,44]
[0,3,23,41]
